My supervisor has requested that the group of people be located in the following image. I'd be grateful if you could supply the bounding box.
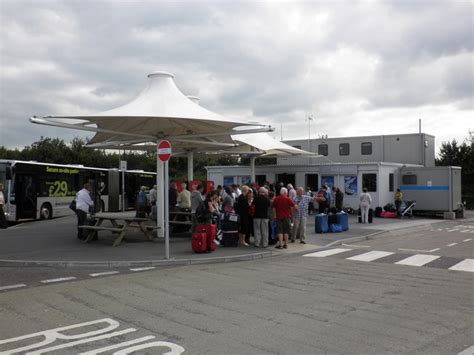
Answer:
[188,182,348,249]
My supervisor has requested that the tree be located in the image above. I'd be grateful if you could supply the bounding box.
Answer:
[436,138,474,209]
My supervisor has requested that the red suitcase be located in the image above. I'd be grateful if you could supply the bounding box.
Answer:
[197,224,217,252]
[192,232,207,253]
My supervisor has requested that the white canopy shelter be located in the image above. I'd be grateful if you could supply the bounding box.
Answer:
[31,71,272,150]
[30,70,314,258]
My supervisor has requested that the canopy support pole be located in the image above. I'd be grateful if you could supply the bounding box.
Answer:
[164,161,170,259]
[187,151,194,182]
[250,156,256,184]
[157,148,165,239]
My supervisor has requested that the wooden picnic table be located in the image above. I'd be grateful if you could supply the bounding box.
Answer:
[79,212,159,247]
[169,210,192,226]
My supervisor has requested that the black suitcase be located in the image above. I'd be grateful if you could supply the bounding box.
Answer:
[221,231,239,247]
[358,209,373,223]
[375,207,383,218]
[222,219,239,232]
[328,214,338,226]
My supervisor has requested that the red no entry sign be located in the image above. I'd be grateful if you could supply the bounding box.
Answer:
[157,140,172,162]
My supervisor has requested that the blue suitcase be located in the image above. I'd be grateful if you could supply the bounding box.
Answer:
[336,212,349,231]
[315,214,329,233]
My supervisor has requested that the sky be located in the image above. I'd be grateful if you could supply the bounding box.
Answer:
[0,0,472,156]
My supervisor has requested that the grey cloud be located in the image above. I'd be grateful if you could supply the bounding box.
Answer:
[0,0,472,150]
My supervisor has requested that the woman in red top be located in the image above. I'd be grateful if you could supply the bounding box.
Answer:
[272,187,298,249]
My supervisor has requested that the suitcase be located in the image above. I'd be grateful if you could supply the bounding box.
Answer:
[192,232,207,253]
[329,224,343,233]
[221,231,239,247]
[328,214,337,226]
[336,212,349,231]
[222,219,239,232]
[315,214,329,233]
[375,207,383,218]
[224,212,240,223]
[197,223,217,252]
[358,209,373,223]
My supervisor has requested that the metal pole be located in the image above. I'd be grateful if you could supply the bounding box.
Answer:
[164,161,170,259]
[157,144,165,238]
[155,156,161,238]
[187,151,194,182]
[308,118,311,151]
[250,156,256,184]
[122,170,125,212]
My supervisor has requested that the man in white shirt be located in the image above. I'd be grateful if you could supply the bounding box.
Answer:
[177,183,191,210]
[76,183,94,240]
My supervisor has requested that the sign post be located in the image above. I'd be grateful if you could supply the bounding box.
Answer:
[158,140,172,259]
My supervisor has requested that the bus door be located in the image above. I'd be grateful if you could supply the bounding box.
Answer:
[16,174,37,219]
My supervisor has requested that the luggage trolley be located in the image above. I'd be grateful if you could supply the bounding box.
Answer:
[400,200,416,218]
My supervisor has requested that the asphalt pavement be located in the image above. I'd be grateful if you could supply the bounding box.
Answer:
[0,211,472,267]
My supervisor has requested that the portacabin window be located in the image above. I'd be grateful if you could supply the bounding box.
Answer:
[318,144,328,156]
[362,173,377,192]
[402,174,417,185]
[361,142,372,155]
[339,143,350,156]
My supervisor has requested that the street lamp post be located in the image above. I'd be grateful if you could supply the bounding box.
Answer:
[307,115,313,151]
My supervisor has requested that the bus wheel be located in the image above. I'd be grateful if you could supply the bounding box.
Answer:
[40,204,52,220]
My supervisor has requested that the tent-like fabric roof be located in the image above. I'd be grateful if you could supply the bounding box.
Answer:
[31,71,316,157]
[32,71,271,149]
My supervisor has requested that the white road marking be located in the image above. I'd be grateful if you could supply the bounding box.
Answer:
[398,248,440,253]
[25,329,137,354]
[341,244,370,248]
[0,318,121,353]
[130,267,156,272]
[89,271,119,277]
[78,335,156,354]
[457,345,474,355]
[113,341,185,354]
[346,250,394,262]
[447,229,460,232]
[447,243,458,247]
[304,248,352,258]
[0,284,27,291]
[449,259,474,273]
[395,254,440,267]
[40,277,77,284]
[463,238,472,242]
